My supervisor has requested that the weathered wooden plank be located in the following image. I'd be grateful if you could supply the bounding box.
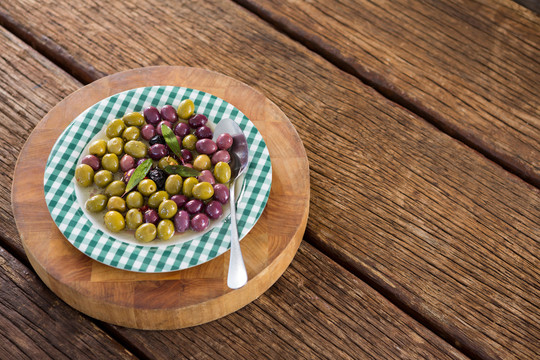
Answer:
[107,243,467,360]
[236,0,540,186]
[0,25,467,359]
[0,26,82,259]
[0,246,135,359]
[0,1,538,358]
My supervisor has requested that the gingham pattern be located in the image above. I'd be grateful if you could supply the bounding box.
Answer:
[44,86,272,273]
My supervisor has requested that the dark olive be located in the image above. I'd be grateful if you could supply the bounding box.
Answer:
[81,155,100,171]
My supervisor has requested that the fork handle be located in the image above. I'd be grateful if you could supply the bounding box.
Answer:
[227,180,248,289]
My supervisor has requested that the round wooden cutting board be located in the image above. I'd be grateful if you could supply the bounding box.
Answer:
[11,66,310,330]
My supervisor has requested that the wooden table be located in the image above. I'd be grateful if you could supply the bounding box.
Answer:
[0,0,538,358]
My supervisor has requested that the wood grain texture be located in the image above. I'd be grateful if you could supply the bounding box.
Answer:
[0,27,81,258]
[0,25,467,359]
[12,66,310,329]
[1,0,539,358]
[0,246,134,359]
[107,243,468,360]
[236,0,540,186]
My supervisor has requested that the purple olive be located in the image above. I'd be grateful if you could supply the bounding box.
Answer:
[170,194,188,209]
[196,139,218,155]
[198,170,216,185]
[155,121,173,136]
[141,124,156,140]
[216,133,233,150]
[173,210,190,233]
[181,149,193,163]
[205,201,223,220]
[81,154,100,171]
[174,122,190,137]
[185,199,204,214]
[136,157,149,167]
[148,144,169,160]
[190,213,210,232]
[160,105,178,122]
[144,209,160,225]
[119,154,135,172]
[143,106,161,126]
[213,184,230,204]
[211,150,230,165]
[188,114,208,128]
[123,168,135,183]
[194,125,212,139]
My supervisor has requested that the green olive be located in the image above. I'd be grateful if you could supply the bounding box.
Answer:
[94,170,114,188]
[193,154,212,171]
[214,161,231,183]
[104,211,125,232]
[85,194,108,212]
[124,140,147,158]
[105,180,126,197]
[182,177,199,197]
[135,223,157,242]
[125,209,143,230]
[148,191,169,208]
[122,112,145,127]
[101,153,119,172]
[107,196,126,212]
[192,182,214,200]
[158,200,178,219]
[137,179,157,197]
[107,137,124,156]
[177,99,195,119]
[75,164,94,187]
[88,140,107,157]
[157,219,175,240]
[125,191,144,209]
[158,156,179,170]
[165,174,183,195]
[122,126,140,142]
[106,119,126,138]
[182,134,197,150]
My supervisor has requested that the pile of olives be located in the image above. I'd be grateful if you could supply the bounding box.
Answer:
[74,99,235,243]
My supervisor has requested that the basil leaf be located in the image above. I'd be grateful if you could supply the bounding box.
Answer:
[123,159,152,196]
[161,123,183,161]
[164,165,201,178]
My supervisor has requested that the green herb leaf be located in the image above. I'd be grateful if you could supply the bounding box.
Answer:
[123,159,153,196]
[164,165,201,178]
[161,123,183,161]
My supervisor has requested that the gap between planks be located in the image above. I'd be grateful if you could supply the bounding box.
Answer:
[0,8,481,359]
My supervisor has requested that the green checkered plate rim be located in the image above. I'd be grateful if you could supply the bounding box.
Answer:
[43,86,272,273]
